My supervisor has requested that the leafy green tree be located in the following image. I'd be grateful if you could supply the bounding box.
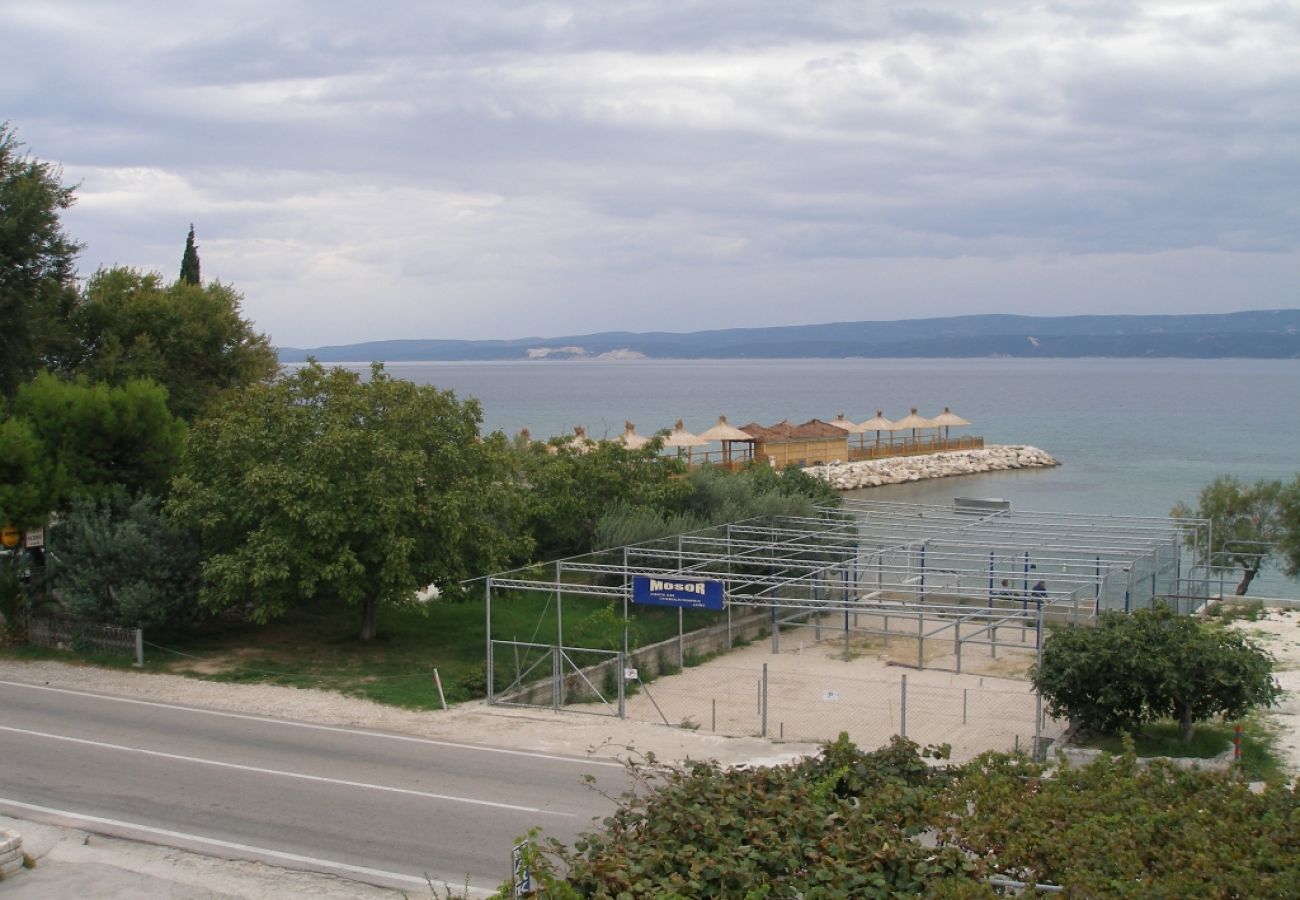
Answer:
[10,372,186,508]
[0,123,82,397]
[515,435,690,557]
[179,223,200,286]
[1031,604,1281,741]
[71,266,278,420]
[0,415,51,528]
[1277,473,1300,581]
[51,491,201,630]
[168,362,528,641]
[1172,475,1285,596]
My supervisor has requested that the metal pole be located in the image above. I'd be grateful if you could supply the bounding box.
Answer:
[963,687,968,725]
[1034,690,1043,761]
[761,662,769,737]
[133,629,143,668]
[618,652,626,718]
[900,673,907,738]
[678,607,684,668]
[485,581,494,705]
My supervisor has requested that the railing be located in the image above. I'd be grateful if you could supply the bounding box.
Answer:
[849,435,985,461]
[671,436,986,469]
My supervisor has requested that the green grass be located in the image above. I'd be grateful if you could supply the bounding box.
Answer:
[1073,716,1285,782]
[0,590,725,712]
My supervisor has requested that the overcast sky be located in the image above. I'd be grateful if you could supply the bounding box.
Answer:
[3,1,1297,347]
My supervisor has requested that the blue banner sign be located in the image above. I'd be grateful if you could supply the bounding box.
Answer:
[632,575,725,610]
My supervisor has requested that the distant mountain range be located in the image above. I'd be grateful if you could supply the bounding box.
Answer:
[277,309,1300,362]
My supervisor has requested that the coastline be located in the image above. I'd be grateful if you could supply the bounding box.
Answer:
[809,445,1059,492]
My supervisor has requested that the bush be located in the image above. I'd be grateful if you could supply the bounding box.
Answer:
[1031,604,1281,740]
[50,491,202,631]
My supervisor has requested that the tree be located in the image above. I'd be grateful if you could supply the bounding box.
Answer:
[1277,474,1300,581]
[168,362,528,641]
[50,491,202,630]
[10,366,187,507]
[179,224,200,285]
[1172,475,1286,596]
[1031,604,1281,741]
[0,123,82,397]
[71,266,278,420]
[513,434,690,557]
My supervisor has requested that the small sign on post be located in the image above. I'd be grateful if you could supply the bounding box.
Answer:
[512,840,533,897]
[23,527,44,549]
[623,667,639,681]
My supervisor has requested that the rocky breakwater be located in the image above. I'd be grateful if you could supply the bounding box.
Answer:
[810,445,1059,491]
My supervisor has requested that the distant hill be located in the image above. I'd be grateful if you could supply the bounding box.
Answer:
[277,309,1300,362]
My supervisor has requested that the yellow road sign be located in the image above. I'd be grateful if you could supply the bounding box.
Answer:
[0,523,19,549]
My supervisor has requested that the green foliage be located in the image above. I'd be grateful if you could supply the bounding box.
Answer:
[0,415,50,527]
[168,362,529,640]
[3,372,185,519]
[523,736,1300,897]
[515,436,690,557]
[50,491,202,630]
[526,735,977,898]
[70,266,278,420]
[1031,604,1282,740]
[179,223,200,286]
[1172,474,1286,596]
[1278,473,1300,580]
[0,123,82,398]
[936,747,1300,897]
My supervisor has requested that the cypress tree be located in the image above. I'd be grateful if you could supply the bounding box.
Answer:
[179,224,201,285]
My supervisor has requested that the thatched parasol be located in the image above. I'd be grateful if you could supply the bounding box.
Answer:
[857,410,896,448]
[892,408,935,444]
[662,419,709,463]
[548,425,596,455]
[697,415,754,466]
[617,421,650,450]
[930,407,971,441]
[828,412,866,433]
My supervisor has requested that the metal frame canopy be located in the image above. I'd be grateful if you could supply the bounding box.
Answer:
[483,499,1209,708]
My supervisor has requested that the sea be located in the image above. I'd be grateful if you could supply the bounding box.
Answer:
[330,357,1300,597]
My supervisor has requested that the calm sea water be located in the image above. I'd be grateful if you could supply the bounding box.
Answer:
[339,358,1300,596]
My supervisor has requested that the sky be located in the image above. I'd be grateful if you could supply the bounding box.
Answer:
[3,1,1298,348]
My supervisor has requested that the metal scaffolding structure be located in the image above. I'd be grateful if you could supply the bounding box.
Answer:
[484,498,1209,721]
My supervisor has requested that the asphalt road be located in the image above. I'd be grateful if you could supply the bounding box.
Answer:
[0,679,628,895]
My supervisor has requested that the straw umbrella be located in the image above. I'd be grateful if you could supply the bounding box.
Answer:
[617,421,650,450]
[857,410,896,450]
[697,415,754,467]
[892,408,935,446]
[829,412,868,451]
[551,425,596,455]
[662,419,709,464]
[930,407,971,443]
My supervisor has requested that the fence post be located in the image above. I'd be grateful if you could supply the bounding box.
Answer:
[133,629,143,668]
[900,673,907,738]
[963,687,968,725]
[678,608,685,668]
[618,652,626,719]
[761,662,768,737]
[1034,690,1044,761]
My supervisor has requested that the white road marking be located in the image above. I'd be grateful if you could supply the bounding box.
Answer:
[0,796,495,898]
[0,724,573,817]
[0,679,623,768]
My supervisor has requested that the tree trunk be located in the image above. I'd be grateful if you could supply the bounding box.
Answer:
[1180,704,1195,742]
[1235,564,1258,596]
[359,597,378,642]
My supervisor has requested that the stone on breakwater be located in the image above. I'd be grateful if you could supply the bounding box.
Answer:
[808,445,1059,492]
